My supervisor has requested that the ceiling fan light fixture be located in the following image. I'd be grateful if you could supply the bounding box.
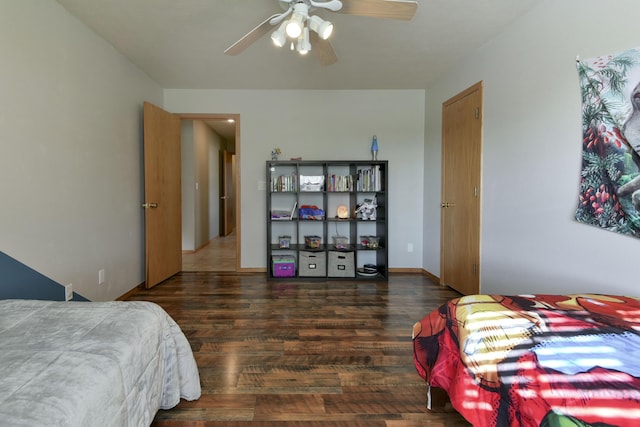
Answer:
[224,0,418,66]
[270,21,288,47]
[285,12,304,38]
[297,27,311,55]
[309,15,333,40]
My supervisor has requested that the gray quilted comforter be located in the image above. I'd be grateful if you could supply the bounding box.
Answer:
[0,299,201,426]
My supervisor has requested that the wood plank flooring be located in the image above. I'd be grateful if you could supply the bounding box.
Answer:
[125,272,471,426]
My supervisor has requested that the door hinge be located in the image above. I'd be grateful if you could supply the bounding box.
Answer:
[474,186,478,197]
[475,107,480,119]
[473,263,477,275]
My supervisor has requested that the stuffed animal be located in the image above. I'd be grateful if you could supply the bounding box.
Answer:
[355,198,377,220]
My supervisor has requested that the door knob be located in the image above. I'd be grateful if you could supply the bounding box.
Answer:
[142,202,158,209]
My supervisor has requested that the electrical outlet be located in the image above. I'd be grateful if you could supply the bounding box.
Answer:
[98,269,105,285]
[407,243,414,253]
[64,283,73,301]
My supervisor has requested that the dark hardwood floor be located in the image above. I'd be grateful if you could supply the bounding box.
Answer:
[125,272,471,426]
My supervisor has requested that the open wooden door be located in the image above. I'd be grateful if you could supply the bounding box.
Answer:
[220,150,235,236]
[143,102,182,288]
[440,82,483,295]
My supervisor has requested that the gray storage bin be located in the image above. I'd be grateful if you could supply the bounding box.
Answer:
[299,251,326,277]
[328,251,355,277]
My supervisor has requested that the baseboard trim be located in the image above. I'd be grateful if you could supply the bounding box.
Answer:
[239,267,267,273]
[388,268,440,284]
[116,282,145,301]
[421,269,440,284]
[117,269,440,299]
[182,238,218,254]
[388,268,423,274]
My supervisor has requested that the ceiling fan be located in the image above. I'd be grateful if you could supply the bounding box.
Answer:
[224,0,418,66]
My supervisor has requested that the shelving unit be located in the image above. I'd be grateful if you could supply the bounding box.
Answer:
[267,160,388,281]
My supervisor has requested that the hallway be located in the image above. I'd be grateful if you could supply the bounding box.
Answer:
[182,232,236,271]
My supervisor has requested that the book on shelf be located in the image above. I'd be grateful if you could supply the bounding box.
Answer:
[327,174,354,192]
[270,174,297,192]
[356,165,381,192]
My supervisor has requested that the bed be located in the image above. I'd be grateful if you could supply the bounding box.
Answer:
[0,299,201,426]
[412,294,640,427]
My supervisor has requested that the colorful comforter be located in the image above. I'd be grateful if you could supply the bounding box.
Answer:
[412,294,640,427]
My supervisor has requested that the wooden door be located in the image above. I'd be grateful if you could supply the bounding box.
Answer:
[220,150,235,236]
[440,82,483,295]
[143,102,182,288]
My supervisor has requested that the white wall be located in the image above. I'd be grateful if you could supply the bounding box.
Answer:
[208,134,222,240]
[424,0,640,295]
[181,121,196,250]
[165,90,425,270]
[194,120,223,246]
[204,124,224,240]
[0,1,163,300]
[13,0,631,299]
[181,120,224,251]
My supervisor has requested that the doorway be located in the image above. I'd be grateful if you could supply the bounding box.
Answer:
[440,81,483,295]
[178,113,240,273]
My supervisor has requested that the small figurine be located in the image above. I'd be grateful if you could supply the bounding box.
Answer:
[355,198,377,220]
[271,147,281,160]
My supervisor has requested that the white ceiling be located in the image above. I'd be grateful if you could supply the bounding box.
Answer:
[55,0,540,91]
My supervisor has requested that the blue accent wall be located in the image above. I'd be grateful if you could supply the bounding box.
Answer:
[0,252,88,301]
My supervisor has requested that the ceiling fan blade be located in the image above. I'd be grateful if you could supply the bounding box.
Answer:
[224,13,281,56]
[310,32,338,66]
[309,0,343,12]
[338,0,417,20]
[269,7,293,25]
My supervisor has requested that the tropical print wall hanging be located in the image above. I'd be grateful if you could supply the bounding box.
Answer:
[575,47,640,238]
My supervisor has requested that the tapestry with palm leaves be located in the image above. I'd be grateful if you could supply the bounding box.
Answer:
[576,47,640,238]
